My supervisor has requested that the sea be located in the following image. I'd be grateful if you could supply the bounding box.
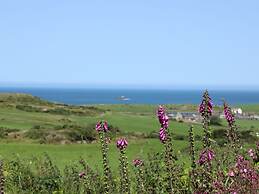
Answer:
[0,87,259,105]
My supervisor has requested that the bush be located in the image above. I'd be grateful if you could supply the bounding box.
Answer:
[210,115,222,126]
[212,128,226,139]
[0,127,19,138]
[16,105,41,112]
[25,128,48,140]
[66,124,97,142]
[5,154,61,193]
[240,129,257,143]
[173,134,187,141]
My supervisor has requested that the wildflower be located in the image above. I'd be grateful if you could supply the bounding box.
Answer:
[224,103,235,126]
[189,125,196,168]
[105,137,111,144]
[117,138,130,193]
[199,90,213,149]
[116,138,128,150]
[157,105,169,129]
[198,149,215,166]
[103,121,108,131]
[95,122,102,131]
[133,159,143,167]
[248,149,256,160]
[157,106,170,144]
[95,120,109,132]
[159,127,167,143]
[97,120,112,193]
[79,172,86,178]
[199,90,213,116]
[0,160,4,194]
[228,170,235,177]
[156,105,176,192]
[133,159,145,193]
[213,181,225,193]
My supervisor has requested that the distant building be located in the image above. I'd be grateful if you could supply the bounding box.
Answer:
[168,111,201,122]
[251,115,259,120]
[232,108,243,115]
[168,112,183,120]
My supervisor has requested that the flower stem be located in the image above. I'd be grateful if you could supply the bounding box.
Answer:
[99,131,111,194]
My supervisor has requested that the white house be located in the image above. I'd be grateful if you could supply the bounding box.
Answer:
[232,108,243,115]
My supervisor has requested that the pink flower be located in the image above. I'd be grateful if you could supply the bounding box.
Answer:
[95,122,102,132]
[199,91,213,116]
[159,127,167,143]
[248,149,256,159]
[116,138,128,150]
[103,121,108,132]
[198,148,215,165]
[95,121,109,132]
[133,159,143,167]
[157,105,169,129]
[224,102,235,126]
[228,170,235,177]
[79,172,86,178]
[157,106,169,144]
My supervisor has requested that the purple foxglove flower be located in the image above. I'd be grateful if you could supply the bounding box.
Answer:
[95,121,102,132]
[157,105,169,129]
[199,91,213,116]
[198,103,205,114]
[224,103,235,126]
[159,127,167,143]
[103,121,109,132]
[95,121,109,132]
[198,148,215,165]
[133,159,143,167]
[207,149,214,161]
[228,170,235,177]
[248,149,256,159]
[116,138,128,150]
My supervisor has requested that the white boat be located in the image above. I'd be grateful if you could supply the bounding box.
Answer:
[117,96,131,101]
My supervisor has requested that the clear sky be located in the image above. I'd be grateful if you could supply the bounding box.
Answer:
[0,1,259,89]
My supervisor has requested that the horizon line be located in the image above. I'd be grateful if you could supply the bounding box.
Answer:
[0,82,259,91]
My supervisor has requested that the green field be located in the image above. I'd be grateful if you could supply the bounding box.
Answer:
[0,93,258,171]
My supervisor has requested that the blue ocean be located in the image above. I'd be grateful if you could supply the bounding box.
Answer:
[0,87,259,105]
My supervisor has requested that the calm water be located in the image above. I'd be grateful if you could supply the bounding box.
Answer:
[0,87,259,105]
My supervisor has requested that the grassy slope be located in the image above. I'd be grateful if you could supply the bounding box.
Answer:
[0,93,258,171]
[0,139,196,171]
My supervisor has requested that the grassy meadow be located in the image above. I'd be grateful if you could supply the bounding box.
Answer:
[0,93,258,171]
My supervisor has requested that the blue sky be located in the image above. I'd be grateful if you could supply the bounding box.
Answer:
[0,1,258,89]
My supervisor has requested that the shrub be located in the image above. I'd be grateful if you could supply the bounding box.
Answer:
[173,134,187,141]
[66,124,97,142]
[210,115,222,126]
[25,128,48,140]
[212,128,226,139]
[240,129,257,143]
[0,127,19,138]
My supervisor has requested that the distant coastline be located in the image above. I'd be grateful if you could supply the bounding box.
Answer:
[0,87,259,105]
